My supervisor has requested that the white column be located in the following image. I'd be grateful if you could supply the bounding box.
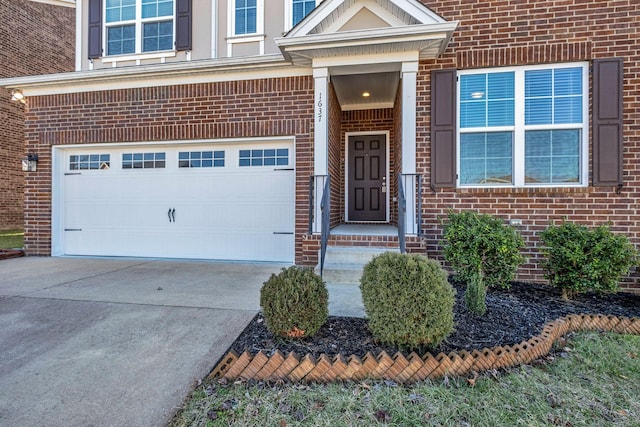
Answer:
[313,68,329,233]
[401,61,418,233]
[313,67,329,175]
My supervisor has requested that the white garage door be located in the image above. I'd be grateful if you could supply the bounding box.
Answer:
[59,141,295,263]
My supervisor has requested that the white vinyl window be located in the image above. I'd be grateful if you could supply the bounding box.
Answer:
[230,0,264,36]
[284,0,319,30]
[226,0,265,56]
[105,0,174,56]
[457,63,588,187]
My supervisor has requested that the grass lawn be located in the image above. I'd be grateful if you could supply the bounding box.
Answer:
[0,229,23,249]
[171,332,640,426]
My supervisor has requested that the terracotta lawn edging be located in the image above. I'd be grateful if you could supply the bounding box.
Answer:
[209,314,640,384]
[0,249,24,260]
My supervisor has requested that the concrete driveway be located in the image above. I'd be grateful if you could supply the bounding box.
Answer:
[0,257,284,427]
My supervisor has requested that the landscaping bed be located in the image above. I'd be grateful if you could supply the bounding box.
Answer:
[230,280,640,360]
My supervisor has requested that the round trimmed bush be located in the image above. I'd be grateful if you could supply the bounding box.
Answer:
[360,252,455,348]
[260,266,328,339]
[540,221,638,300]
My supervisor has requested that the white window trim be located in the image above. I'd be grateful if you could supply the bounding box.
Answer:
[456,62,589,189]
[226,0,265,56]
[284,0,321,32]
[102,50,176,65]
[102,0,176,60]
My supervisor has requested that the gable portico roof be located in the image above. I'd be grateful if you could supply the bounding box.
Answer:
[276,0,458,66]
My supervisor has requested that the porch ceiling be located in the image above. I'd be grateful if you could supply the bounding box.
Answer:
[331,71,399,110]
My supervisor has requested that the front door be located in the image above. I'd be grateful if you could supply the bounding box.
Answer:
[348,134,387,222]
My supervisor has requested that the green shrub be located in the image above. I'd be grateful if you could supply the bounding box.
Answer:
[360,252,455,349]
[442,211,525,315]
[540,221,638,300]
[465,268,487,316]
[442,211,525,290]
[260,266,328,339]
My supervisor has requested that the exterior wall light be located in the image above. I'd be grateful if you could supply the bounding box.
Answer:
[362,91,370,97]
[11,89,25,104]
[22,154,38,172]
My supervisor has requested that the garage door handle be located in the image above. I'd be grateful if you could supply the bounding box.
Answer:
[168,208,176,223]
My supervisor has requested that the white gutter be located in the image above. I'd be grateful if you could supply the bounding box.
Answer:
[277,22,458,49]
[27,0,76,7]
[276,22,458,62]
[0,54,309,96]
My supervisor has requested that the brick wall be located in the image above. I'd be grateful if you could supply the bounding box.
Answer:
[328,82,342,228]
[414,0,640,291]
[0,0,75,230]
[20,0,640,292]
[23,78,316,262]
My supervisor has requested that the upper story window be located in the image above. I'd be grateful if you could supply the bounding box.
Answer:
[105,0,174,56]
[457,63,588,187]
[234,0,257,35]
[285,0,318,31]
[292,0,316,26]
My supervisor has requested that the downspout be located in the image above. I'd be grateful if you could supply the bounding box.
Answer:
[75,0,82,71]
[211,0,217,58]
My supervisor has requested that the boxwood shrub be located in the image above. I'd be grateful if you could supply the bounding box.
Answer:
[442,211,525,315]
[442,210,525,288]
[260,266,328,339]
[540,221,638,300]
[360,252,455,349]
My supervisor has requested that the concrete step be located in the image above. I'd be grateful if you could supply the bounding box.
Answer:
[321,263,365,283]
[317,246,398,283]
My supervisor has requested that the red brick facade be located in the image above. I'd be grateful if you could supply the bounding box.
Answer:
[20,0,640,291]
[415,0,640,291]
[0,0,75,230]
[24,78,315,257]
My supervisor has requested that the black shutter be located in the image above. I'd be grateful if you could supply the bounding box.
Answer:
[593,58,624,187]
[431,69,457,190]
[88,0,102,59]
[175,0,192,51]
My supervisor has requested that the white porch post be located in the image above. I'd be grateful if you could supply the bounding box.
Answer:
[401,61,418,234]
[313,67,329,233]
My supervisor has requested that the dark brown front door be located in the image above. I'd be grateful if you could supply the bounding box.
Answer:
[348,135,387,222]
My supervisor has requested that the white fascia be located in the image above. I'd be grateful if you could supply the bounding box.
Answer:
[278,22,458,54]
[388,0,447,24]
[28,0,76,7]
[287,0,447,38]
[0,54,309,96]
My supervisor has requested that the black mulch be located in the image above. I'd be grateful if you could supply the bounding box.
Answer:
[230,281,640,359]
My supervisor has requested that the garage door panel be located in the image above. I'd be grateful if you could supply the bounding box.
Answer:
[60,142,295,262]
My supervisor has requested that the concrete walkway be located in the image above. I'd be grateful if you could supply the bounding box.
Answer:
[0,256,365,427]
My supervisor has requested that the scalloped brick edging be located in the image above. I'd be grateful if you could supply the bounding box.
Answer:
[0,249,24,260]
[209,314,640,384]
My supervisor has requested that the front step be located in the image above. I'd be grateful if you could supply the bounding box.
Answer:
[317,246,398,284]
